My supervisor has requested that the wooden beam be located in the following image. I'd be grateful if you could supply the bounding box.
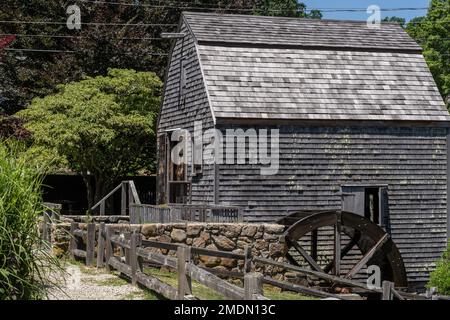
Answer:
[253,256,381,293]
[334,214,342,276]
[105,226,113,272]
[244,273,264,300]
[244,246,252,273]
[311,229,318,261]
[69,222,78,260]
[91,183,122,211]
[345,234,389,279]
[324,234,359,274]
[382,281,394,300]
[263,277,348,300]
[135,271,178,300]
[188,264,245,300]
[130,232,141,285]
[177,245,192,300]
[121,182,127,216]
[86,223,96,266]
[285,252,302,267]
[136,247,177,268]
[96,223,106,268]
[72,249,87,258]
[287,237,323,273]
[108,256,132,276]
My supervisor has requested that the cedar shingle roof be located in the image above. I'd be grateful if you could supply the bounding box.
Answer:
[182,12,450,122]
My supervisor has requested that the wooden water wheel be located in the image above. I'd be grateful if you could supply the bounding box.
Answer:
[279,210,408,289]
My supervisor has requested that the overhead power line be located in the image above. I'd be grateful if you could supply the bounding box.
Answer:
[3,47,168,55]
[76,0,443,12]
[0,33,167,40]
[0,20,177,27]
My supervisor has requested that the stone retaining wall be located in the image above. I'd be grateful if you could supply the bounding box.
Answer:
[52,218,291,280]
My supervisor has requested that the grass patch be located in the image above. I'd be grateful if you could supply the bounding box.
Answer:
[144,267,226,300]
[263,285,316,300]
[143,267,316,300]
[64,259,99,275]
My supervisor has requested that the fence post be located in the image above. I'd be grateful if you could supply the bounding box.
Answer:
[177,244,192,300]
[97,222,106,268]
[86,223,96,267]
[100,200,105,216]
[382,281,394,300]
[244,246,252,273]
[69,221,79,260]
[105,225,113,271]
[244,273,264,300]
[121,182,127,216]
[130,231,141,285]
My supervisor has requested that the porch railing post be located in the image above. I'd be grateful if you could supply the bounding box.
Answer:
[121,182,127,216]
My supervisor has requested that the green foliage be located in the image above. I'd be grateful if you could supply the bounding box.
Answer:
[253,0,322,18]
[406,0,450,108]
[428,242,450,295]
[18,69,163,207]
[0,1,321,114]
[0,141,62,299]
[382,16,406,27]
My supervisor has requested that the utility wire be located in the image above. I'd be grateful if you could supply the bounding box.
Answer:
[76,0,444,12]
[0,20,177,27]
[0,33,167,40]
[2,33,450,42]
[3,48,168,55]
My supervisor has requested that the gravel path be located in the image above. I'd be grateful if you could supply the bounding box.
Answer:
[47,263,150,300]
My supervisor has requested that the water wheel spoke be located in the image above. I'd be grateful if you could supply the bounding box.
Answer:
[324,233,360,274]
[286,252,302,267]
[287,237,323,272]
[345,233,389,279]
[311,229,318,261]
[333,215,341,276]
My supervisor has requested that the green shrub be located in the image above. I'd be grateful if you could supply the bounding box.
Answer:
[427,242,450,295]
[0,141,62,299]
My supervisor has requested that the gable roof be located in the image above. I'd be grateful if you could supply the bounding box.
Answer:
[182,12,450,122]
[184,12,421,52]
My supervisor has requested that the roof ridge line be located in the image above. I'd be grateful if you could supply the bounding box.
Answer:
[182,11,406,26]
[197,40,423,54]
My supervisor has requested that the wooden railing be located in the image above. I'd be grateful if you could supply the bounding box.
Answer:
[102,227,266,300]
[68,223,363,300]
[91,180,141,216]
[63,222,450,301]
[69,222,96,266]
[129,204,244,224]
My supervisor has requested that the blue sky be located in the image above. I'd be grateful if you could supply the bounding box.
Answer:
[302,0,430,21]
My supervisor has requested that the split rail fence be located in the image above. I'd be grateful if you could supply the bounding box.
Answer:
[67,222,440,301]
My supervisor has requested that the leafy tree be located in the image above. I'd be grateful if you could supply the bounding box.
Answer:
[0,113,30,140]
[18,69,162,209]
[406,0,450,108]
[0,1,320,114]
[428,242,450,295]
[382,16,406,27]
[253,0,322,18]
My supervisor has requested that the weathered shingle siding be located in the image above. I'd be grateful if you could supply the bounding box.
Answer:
[216,124,448,283]
[198,45,449,121]
[158,21,215,204]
